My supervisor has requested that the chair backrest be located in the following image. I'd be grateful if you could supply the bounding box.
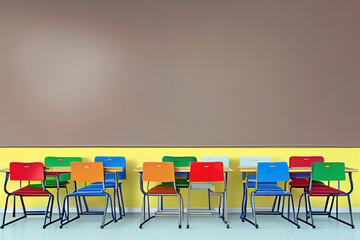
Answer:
[289,156,324,178]
[95,156,126,180]
[311,162,345,182]
[289,156,324,168]
[257,162,290,183]
[142,162,175,182]
[71,162,104,183]
[45,157,82,167]
[10,162,45,181]
[240,156,271,167]
[201,156,229,168]
[162,156,197,167]
[163,156,197,178]
[189,162,224,182]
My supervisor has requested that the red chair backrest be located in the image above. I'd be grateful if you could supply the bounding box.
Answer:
[189,162,224,182]
[289,156,324,168]
[10,162,45,181]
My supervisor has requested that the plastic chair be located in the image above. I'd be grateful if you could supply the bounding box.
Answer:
[28,157,83,218]
[158,156,196,211]
[289,156,324,189]
[59,162,114,229]
[139,162,183,229]
[162,156,197,188]
[1,162,58,229]
[187,162,229,228]
[239,156,279,223]
[195,157,229,216]
[250,162,299,229]
[296,162,355,228]
[79,156,126,221]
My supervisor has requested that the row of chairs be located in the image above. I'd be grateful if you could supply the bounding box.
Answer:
[1,155,355,229]
[143,156,354,229]
[1,156,126,229]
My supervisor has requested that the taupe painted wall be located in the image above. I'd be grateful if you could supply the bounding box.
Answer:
[1,0,360,146]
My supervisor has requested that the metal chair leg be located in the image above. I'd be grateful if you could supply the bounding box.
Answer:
[208,189,211,210]
[12,196,16,217]
[250,192,258,229]
[347,194,355,228]
[119,184,125,217]
[178,195,182,228]
[186,186,191,228]
[307,195,315,228]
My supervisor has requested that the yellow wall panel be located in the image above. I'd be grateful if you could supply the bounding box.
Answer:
[0,147,359,209]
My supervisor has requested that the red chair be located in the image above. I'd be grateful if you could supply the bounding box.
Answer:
[287,156,335,215]
[1,162,57,229]
[289,156,324,190]
[187,162,228,228]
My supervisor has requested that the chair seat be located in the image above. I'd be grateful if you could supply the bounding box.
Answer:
[78,184,106,192]
[148,185,177,194]
[190,183,214,189]
[290,177,324,188]
[29,180,69,188]
[12,186,51,196]
[254,185,292,196]
[247,180,278,189]
[308,185,345,196]
[66,191,109,197]
[85,181,116,189]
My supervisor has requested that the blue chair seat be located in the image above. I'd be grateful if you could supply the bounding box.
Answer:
[85,181,116,189]
[78,184,108,192]
[254,189,292,196]
[66,191,109,197]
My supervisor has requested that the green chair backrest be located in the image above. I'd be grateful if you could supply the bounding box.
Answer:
[45,157,82,167]
[162,156,197,167]
[45,157,82,182]
[311,162,345,182]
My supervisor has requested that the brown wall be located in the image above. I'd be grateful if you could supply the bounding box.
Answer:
[1,0,360,146]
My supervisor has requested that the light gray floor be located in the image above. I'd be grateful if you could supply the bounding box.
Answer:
[0,213,359,240]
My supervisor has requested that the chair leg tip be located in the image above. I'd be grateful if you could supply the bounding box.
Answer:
[255,225,259,229]
[226,224,230,229]
[179,225,181,229]
[186,225,189,229]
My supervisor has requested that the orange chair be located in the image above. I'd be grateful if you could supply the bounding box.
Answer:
[139,162,184,229]
[59,162,114,229]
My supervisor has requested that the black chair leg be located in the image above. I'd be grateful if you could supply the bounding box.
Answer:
[1,195,27,229]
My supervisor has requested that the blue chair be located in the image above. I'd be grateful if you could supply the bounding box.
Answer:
[240,156,277,223]
[250,162,299,229]
[79,156,126,221]
[59,162,114,229]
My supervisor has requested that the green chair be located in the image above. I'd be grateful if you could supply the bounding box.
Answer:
[159,156,197,210]
[296,162,355,228]
[29,157,83,217]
